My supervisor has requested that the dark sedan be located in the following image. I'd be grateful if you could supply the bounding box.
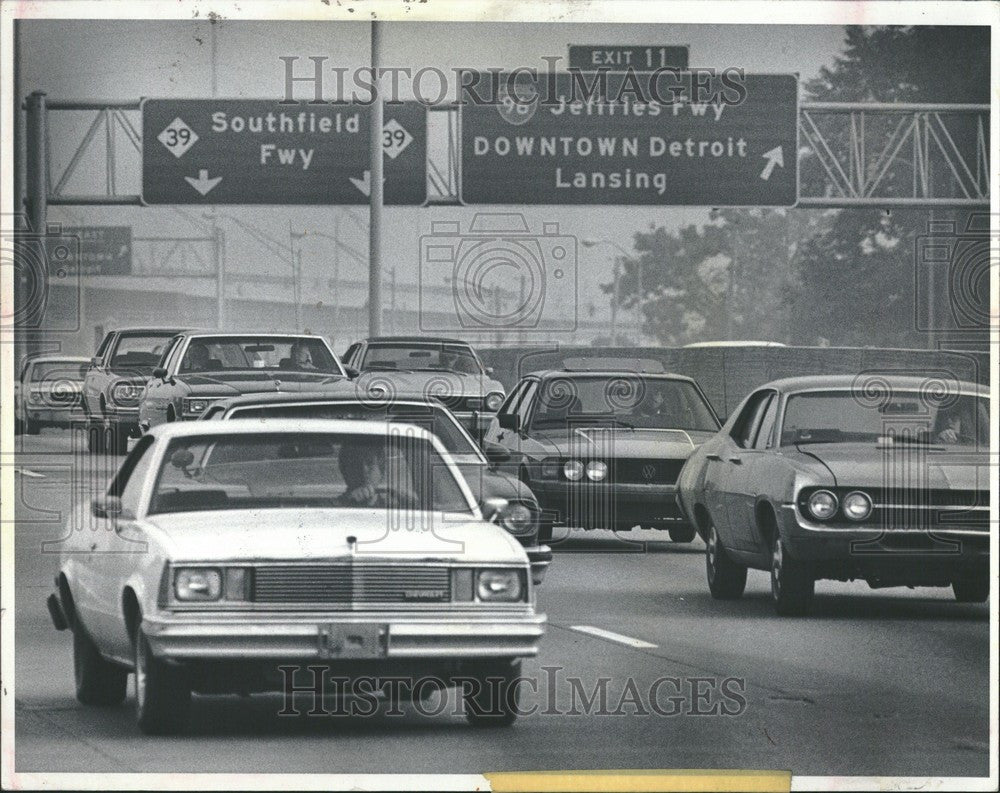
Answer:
[198,390,551,584]
[138,333,349,432]
[677,374,990,615]
[482,361,722,543]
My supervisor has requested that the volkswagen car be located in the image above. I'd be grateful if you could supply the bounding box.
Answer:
[482,360,722,542]
[676,375,990,615]
[46,419,546,733]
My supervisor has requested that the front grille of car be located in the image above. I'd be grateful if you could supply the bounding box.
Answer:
[48,390,81,406]
[612,458,686,485]
[252,564,452,605]
[797,487,989,530]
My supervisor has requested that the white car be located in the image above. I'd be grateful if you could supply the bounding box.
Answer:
[48,419,546,733]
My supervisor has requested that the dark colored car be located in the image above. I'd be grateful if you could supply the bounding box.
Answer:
[341,336,505,436]
[83,327,187,453]
[676,375,990,615]
[138,333,348,432]
[199,390,551,584]
[15,355,89,434]
[481,361,722,543]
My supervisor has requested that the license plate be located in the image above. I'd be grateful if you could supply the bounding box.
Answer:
[317,623,386,659]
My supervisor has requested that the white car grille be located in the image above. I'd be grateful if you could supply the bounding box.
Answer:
[251,564,452,605]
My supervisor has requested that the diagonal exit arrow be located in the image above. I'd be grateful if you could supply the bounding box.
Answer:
[349,170,387,198]
[759,147,785,181]
[184,169,222,196]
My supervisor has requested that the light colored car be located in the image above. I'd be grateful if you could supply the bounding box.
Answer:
[47,419,546,733]
[198,390,552,584]
[138,332,349,432]
[676,375,990,615]
[341,336,506,436]
[15,355,89,434]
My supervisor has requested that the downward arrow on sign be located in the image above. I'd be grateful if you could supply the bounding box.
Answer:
[759,147,785,181]
[350,170,387,198]
[185,169,222,196]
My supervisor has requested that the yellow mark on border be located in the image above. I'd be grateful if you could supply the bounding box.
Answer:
[484,769,791,792]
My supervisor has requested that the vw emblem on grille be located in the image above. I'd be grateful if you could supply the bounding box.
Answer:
[642,464,656,480]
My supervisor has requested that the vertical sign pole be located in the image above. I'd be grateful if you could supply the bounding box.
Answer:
[25,91,48,361]
[368,20,384,337]
[214,223,225,330]
[333,214,341,347]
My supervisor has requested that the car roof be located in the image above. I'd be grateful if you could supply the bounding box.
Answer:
[148,417,438,441]
[761,374,988,396]
[527,369,698,384]
[212,389,445,408]
[112,327,189,336]
[183,332,329,339]
[23,355,90,363]
[363,336,472,346]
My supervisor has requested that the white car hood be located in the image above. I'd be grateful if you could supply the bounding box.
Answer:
[142,508,526,565]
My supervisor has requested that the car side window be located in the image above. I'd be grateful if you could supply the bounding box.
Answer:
[752,393,780,450]
[109,435,156,515]
[516,381,539,424]
[499,381,527,415]
[343,343,361,367]
[161,336,187,373]
[730,391,772,449]
[94,333,112,362]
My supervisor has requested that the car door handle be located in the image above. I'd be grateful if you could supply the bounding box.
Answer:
[705,453,721,461]
[727,457,743,465]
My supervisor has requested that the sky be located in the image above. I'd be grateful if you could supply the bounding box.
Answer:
[17,19,850,336]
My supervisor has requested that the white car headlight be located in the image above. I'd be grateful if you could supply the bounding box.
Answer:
[174,568,222,601]
[476,569,523,602]
[182,397,218,417]
[807,490,838,521]
[484,392,505,412]
[499,503,536,535]
[112,382,144,407]
[563,460,584,481]
[586,460,608,481]
[843,491,873,521]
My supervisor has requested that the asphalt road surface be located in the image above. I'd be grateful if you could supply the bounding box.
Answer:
[11,430,990,777]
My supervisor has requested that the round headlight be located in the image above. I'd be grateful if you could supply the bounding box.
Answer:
[563,460,584,481]
[500,503,535,535]
[484,392,504,412]
[843,491,872,521]
[807,490,838,521]
[585,460,608,481]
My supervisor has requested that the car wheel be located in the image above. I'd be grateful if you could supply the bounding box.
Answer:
[134,619,190,734]
[953,575,989,603]
[537,519,554,544]
[14,416,23,435]
[73,622,127,706]
[110,425,130,455]
[705,519,747,599]
[462,660,521,727]
[25,418,41,435]
[770,534,814,616]
[668,525,697,543]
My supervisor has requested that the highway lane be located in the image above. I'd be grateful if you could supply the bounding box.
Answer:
[11,430,990,777]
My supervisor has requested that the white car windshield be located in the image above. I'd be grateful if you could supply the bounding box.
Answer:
[781,391,989,447]
[361,343,483,375]
[148,432,474,515]
[179,336,341,374]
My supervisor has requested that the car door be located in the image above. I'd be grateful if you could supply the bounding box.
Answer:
[140,336,184,428]
[723,390,779,552]
[84,332,114,416]
[711,390,773,550]
[87,435,156,652]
